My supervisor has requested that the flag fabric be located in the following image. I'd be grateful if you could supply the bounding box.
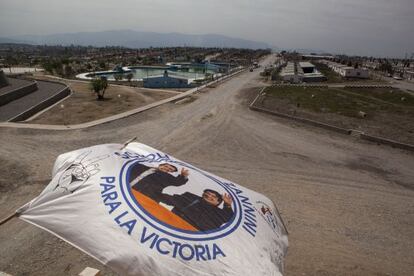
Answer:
[17,143,288,275]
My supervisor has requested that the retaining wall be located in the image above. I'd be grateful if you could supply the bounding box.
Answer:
[360,134,414,152]
[0,70,8,88]
[9,86,70,122]
[250,104,351,135]
[344,85,393,89]
[269,83,394,89]
[270,83,328,88]
[0,81,38,106]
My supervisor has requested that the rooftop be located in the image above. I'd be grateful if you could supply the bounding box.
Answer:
[299,62,315,68]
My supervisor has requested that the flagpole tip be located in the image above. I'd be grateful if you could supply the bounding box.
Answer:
[120,136,138,150]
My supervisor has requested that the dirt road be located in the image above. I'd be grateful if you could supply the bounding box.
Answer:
[1,55,413,275]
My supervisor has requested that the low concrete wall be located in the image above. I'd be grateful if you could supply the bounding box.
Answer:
[9,86,71,122]
[360,134,414,152]
[271,83,328,88]
[250,104,351,135]
[108,80,143,87]
[344,85,393,89]
[250,89,414,152]
[0,81,38,106]
[26,77,67,86]
[0,70,9,88]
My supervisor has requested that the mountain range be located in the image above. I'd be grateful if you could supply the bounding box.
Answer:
[0,30,273,49]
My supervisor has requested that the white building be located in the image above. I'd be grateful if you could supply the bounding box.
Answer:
[321,60,369,79]
[298,62,315,74]
[279,62,303,83]
[338,67,369,78]
[298,62,326,82]
[404,70,414,81]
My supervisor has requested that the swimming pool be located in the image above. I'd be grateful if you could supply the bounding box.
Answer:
[76,65,216,82]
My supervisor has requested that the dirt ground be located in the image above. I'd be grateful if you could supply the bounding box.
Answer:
[27,80,177,124]
[1,55,413,276]
[258,86,414,144]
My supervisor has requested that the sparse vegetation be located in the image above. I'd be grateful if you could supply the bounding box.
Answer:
[265,86,414,117]
[260,86,414,143]
[29,80,172,124]
[313,63,344,83]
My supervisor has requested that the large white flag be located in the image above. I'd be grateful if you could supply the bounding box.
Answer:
[17,143,288,275]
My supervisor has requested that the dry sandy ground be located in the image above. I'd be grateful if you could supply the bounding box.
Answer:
[0,55,413,276]
[28,81,176,124]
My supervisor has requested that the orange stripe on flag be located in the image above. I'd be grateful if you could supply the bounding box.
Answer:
[131,190,198,231]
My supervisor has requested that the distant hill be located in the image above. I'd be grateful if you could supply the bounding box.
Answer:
[0,37,33,45]
[286,48,331,55]
[0,30,273,49]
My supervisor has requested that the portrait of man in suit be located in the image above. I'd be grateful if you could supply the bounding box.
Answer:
[159,189,234,231]
[129,162,189,203]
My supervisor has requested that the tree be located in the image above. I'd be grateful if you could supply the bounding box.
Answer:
[126,73,133,84]
[4,56,17,73]
[99,61,106,70]
[90,77,108,100]
[142,57,152,65]
[63,64,73,77]
[379,63,393,74]
[114,74,123,81]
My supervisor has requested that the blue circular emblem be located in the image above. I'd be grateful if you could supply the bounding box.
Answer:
[119,159,243,241]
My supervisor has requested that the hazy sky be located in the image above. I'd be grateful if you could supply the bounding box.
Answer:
[0,0,413,57]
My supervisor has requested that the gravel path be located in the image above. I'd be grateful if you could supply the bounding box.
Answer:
[0,55,413,276]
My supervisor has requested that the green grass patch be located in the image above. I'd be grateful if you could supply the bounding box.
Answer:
[343,88,414,106]
[264,86,414,118]
[313,63,344,83]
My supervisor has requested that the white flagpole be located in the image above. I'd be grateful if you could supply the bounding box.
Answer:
[120,136,137,150]
[0,212,18,226]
